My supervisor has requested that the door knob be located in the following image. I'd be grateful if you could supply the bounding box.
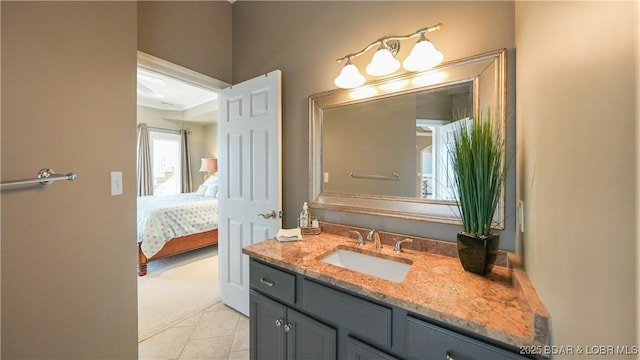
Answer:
[258,210,277,219]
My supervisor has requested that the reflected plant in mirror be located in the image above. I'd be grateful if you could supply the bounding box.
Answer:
[309,49,507,226]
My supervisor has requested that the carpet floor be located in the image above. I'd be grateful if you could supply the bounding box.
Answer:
[137,246,220,342]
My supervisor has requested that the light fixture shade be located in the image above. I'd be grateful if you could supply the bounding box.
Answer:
[199,158,218,172]
[402,39,444,72]
[334,62,365,89]
[366,48,400,76]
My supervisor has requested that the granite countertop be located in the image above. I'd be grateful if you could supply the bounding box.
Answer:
[242,224,551,350]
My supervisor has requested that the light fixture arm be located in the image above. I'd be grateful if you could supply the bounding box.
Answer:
[336,22,443,63]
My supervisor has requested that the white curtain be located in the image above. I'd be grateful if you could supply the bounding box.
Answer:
[180,129,193,193]
[136,124,153,196]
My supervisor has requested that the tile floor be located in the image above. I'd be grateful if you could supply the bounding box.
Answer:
[139,301,249,360]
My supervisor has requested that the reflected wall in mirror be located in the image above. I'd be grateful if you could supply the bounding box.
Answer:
[309,49,506,225]
[323,82,472,201]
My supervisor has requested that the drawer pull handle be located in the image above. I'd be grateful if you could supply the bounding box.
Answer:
[445,353,455,360]
[260,278,275,287]
[283,323,292,333]
[275,319,284,327]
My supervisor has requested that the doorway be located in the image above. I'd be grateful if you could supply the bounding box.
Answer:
[135,52,230,345]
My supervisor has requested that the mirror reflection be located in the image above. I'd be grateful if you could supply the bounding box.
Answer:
[309,49,506,225]
[323,82,472,202]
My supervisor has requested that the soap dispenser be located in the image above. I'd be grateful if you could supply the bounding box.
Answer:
[299,202,309,228]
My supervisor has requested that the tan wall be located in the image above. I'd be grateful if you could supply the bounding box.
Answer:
[203,123,219,161]
[232,1,517,247]
[1,2,138,358]
[515,1,638,355]
[138,0,233,83]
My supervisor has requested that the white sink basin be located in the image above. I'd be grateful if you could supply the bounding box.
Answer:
[320,248,412,283]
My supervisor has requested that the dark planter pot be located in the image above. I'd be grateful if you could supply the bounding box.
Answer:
[456,232,500,276]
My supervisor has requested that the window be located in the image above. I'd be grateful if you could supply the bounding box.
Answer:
[149,131,182,195]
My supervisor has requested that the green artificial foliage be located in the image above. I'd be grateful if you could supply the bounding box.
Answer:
[450,110,508,237]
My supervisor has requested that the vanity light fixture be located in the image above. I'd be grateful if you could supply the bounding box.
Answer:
[365,40,401,76]
[403,32,444,72]
[334,23,444,89]
[334,56,365,89]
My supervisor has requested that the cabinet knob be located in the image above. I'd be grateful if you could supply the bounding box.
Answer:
[445,352,455,360]
[283,323,292,333]
[275,319,284,327]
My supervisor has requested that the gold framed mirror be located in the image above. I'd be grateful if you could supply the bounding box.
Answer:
[309,49,507,225]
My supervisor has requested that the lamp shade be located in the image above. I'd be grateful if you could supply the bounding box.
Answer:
[199,158,218,172]
[402,39,444,72]
[365,48,400,76]
[334,62,365,89]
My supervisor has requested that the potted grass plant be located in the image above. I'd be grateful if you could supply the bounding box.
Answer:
[450,110,508,275]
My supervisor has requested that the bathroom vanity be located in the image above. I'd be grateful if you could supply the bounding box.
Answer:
[243,223,551,359]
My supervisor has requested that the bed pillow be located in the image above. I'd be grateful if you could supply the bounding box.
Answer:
[204,184,218,197]
[196,184,208,196]
[195,176,218,196]
[203,175,218,186]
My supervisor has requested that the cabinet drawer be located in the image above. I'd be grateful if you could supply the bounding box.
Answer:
[346,336,399,360]
[406,316,528,360]
[250,260,296,305]
[301,278,392,348]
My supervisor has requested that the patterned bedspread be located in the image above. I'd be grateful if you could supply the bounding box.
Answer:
[137,193,219,258]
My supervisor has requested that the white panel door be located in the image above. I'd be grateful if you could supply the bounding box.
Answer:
[218,70,282,316]
[435,117,471,201]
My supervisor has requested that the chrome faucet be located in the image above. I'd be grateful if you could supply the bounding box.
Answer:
[348,230,365,246]
[367,229,382,251]
[394,238,413,253]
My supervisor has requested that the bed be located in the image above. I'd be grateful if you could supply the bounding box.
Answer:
[137,177,219,276]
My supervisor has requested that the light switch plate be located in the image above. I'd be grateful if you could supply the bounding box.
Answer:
[517,200,524,233]
[111,171,123,196]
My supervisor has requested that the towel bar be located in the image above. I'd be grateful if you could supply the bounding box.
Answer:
[350,172,399,181]
[1,168,77,188]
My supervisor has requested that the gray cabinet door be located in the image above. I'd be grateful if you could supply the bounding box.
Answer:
[286,308,337,360]
[250,291,286,360]
[251,290,337,360]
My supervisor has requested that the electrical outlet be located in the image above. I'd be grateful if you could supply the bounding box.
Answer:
[323,172,329,183]
[111,171,123,196]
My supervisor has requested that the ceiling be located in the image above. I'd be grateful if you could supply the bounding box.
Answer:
[136,66,219,123]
